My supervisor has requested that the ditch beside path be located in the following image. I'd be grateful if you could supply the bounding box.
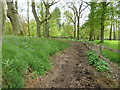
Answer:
[25,41,118,88]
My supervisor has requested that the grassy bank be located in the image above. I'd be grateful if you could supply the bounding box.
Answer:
[101,49,120,65]
[90,40,120,50]
[2,36,69,88]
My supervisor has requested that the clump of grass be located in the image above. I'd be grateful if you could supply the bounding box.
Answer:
[2,36,69,88]
[102,49,120,65]
[86,51,110,72]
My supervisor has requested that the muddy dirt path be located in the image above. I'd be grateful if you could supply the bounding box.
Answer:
[25,42,117,88]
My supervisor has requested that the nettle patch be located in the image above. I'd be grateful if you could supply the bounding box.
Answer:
[86,51,111,72]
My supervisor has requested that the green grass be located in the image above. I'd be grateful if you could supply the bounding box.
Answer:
[102,49,120,65]
[2,35,69,88]
[91,40,120,50]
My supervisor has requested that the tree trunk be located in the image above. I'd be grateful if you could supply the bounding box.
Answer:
[0,0,6,86]
[73,23,76,39]
[6,1,24,35]
[27,0,30,36]
[89,28,93,41]
[0,1,2,42]
[100,2,106,43]
[45,20,49,37]
[118,3,120,88]
[32,1,41,37]
[97,31,100,40]
[36,22,41,37]
[115,19,118,39]
[118,2,120,40]
[77,16,80,40]
[109,3,114,40]
[45,6,49,37]
[89,29,93,41]
[1,0,6,35]
[93,30,95,40]
[109,20,112,40]
[43,22,46,37]
[113,23,116,40]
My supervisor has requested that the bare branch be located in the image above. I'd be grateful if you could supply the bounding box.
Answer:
[72,5,78,17]
[40,13,51,23]
[65,14,75,24]
[68,6,77,17]
[32,0,51,24]
[105,2,111,6]
[49,0,60,7]
[80,5,88,14]
[79,1,83,15]
[83,1,90,6]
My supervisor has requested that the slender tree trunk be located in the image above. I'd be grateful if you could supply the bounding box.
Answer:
[100,2,106,43]
[89,28,93,41]
[116,19,118,31]
[109,3,113,40]
[27,0,30,36]
[118,2,120,86]
[118,1,120,40]
[47,21,49,37]
[97,31,100,40]
[93,30,95,40]
[77,16,80,40]
[43,22,46,37]
[112,10,116,40]
[45,6,49,37]
[6,1,24,35]
[41,4,45,37]
[115,19,118,39]
[113,23,116,40]
[73,23,76,39]
[109,20,112,40]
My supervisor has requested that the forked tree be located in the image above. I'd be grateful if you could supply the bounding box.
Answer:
[32,0,58,37]
[68,0,89,40]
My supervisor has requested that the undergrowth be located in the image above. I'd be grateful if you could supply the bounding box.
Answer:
[86,51,111,72]
[2,36,69,88]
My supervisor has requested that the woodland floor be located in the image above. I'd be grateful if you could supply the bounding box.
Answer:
[25,41,118,88]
